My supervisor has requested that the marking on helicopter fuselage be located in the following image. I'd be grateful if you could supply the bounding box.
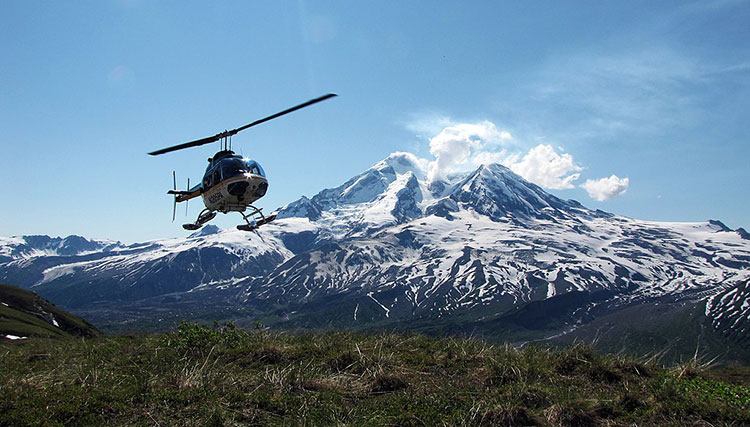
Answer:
[208,192,224,204]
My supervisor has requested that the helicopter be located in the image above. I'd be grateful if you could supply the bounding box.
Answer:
[148,93,337,231]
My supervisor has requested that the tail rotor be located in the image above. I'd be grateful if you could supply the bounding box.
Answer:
[185,178,190,217]
[172,171,177,222]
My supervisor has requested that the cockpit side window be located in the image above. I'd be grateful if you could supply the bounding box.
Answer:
[204,167,214,188]
[246,160,266,177]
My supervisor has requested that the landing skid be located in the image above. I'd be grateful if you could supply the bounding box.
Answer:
[236,205,276,232]
[182,205,276,232]
[182,209,217,230]
[237,214,276,231]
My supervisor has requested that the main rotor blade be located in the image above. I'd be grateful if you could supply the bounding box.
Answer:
[232,93,337,134]
[147,93,337,156]
[148,134,224,156]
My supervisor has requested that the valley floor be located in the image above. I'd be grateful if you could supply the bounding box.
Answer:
[2,325,749,426]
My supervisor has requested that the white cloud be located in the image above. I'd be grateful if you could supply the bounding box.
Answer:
[581,175,630,201]
[383,151,431,177]
[505,144,582,190]
[408,118,629,196]
[427,121,510,181]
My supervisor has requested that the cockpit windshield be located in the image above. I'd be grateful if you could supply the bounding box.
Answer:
[205,158,266,184]
[220,158,248,180]
[246,160,266,177]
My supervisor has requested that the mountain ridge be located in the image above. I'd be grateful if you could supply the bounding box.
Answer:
[1,152,749,360]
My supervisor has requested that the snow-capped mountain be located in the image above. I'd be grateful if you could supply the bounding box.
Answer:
[1,152,749,352]
[249,153,750,347]
[0,228,289,308]
[0,235,124,261]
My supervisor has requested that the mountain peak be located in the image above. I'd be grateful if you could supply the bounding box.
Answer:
[426,161,588,222]
[189,224,222,238]
[277,152,600,225]
[371,152,429,179]
[278,152,430,220]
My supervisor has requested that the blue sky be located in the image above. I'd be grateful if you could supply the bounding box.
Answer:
[1,1,748,243]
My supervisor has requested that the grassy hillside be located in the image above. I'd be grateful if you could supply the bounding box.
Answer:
[0,283,100,339]
[2,323,748,426]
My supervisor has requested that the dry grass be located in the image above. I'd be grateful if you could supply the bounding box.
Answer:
[1,324,749,426]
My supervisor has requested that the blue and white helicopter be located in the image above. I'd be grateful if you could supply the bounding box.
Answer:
[148,93,336,231]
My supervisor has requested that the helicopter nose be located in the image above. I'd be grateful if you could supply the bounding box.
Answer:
[254,182,268,197]
[227,181,249,197]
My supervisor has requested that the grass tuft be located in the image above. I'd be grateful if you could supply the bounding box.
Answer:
[544,402,598,427]
[370,372,409,393]
[481,405,540,426]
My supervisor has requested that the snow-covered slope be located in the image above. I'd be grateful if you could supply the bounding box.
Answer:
[0,227,290,307]
[1,152,749,344]
[706,279,750,343]
[243,207,750,322]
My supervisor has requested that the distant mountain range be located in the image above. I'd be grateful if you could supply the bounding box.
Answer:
[1,152,749,361]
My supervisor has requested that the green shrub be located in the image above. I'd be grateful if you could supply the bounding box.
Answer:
[165,320,246,351]
[683,376,750,409]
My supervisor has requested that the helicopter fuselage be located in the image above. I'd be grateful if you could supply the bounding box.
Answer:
[199,150,268,213]
[202,172,267,212]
